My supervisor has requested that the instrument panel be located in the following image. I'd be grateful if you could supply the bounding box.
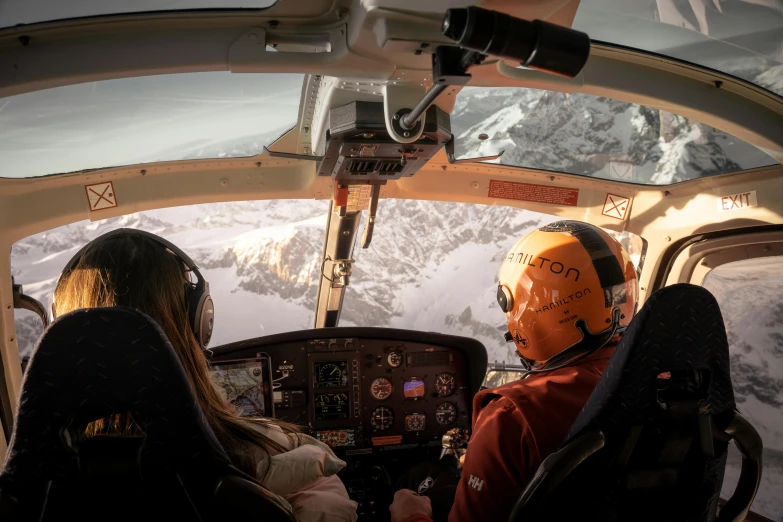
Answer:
[208,327,487,454]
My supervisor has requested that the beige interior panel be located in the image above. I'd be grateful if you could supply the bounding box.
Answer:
[665,231,783,286]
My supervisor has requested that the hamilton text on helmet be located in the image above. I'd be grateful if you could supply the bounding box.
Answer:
[504,252,580,281]
[536,287,592,315]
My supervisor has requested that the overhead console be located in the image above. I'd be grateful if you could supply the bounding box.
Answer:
[317,101,452,183]
[208,327,487,455]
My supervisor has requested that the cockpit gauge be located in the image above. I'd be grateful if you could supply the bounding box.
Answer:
[405,413,426,432]
[370,377,393,400]
[403,378,426,399]
[314,361,348,388]
[370,406,394,431]
[387,350,403,368]
[435,372,456,397]
[319,363,340,381]
[435,402,457,426]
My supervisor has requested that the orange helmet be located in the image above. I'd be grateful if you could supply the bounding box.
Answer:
[497,221,638,364]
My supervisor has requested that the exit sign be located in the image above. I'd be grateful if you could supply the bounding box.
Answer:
[717,191,757,212]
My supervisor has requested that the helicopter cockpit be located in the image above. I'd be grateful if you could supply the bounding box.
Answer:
[1,0,782,520]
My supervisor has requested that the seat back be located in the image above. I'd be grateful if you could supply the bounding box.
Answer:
[0,307,296,522]
[509,284,762,522]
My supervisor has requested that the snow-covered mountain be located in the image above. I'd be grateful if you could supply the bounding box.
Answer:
[11,200,330,349]
[451,87,776,185]
[10,199,561,362]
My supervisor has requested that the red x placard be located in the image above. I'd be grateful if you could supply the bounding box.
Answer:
[601,193,630,220]
[85,182,118,211]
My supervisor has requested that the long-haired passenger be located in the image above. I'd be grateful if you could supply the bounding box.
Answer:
[53,229,357,522]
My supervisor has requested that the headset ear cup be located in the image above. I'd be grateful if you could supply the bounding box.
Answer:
[188,277,212,348]
[198,295,214,347]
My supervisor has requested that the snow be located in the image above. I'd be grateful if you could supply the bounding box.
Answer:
[756,65,783,94]
[451,87,776,185]
[204,266,314,346]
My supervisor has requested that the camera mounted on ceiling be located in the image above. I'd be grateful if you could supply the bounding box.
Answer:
[392,6,592,141]
[309,6,590,249]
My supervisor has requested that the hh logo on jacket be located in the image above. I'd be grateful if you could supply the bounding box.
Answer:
[468,475,484,491]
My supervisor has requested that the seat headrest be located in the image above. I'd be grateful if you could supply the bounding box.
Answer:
[564,283,735,444]
[0,307,230,485]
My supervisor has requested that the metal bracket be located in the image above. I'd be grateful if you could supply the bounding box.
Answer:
[444,138,505,164]
[321,256,354,288]
[383,83,426,144]
[263,146,324,161]
[332,258,353,287]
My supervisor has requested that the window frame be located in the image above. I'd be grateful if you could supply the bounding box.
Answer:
[666,229,783,519]
[665,230,783,286]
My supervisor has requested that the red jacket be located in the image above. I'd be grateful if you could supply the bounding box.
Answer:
[404,345,614,522]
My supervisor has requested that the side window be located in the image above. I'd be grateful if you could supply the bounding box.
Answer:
[702,257,783,521]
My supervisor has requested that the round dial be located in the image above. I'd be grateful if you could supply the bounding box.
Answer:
[370,377,393,400]
[435,403,457,426]
[387,351,403,368]
[370,407,394,431]
[318,363,341,383]
[405,413,426,432]
[435,372,456,397]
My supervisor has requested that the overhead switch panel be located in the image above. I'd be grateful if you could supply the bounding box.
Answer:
[317,101,452,181]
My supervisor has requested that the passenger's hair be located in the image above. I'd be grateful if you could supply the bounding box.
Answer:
[53,229,298,477]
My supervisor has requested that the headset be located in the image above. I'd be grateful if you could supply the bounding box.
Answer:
[54,228,214,348]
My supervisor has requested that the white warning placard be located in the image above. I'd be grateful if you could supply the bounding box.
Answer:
[85,182,118,211]
[346,185,372,213]
[608,160,634,181]
[717,191,757,212]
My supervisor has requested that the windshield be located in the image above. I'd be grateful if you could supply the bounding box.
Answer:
[0,73,303,179]
[11,199,328,358]
[342,200,644,367]
[451,87,777,185]
[574,0,783,97]
[0,0,278,27]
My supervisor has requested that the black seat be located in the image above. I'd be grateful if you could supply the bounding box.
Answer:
[509,284,763,522]
[0,307,296,522]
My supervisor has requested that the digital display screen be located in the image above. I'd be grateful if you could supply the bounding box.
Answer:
[314,361,349,388]
[209,360,270,417]
[314,392,350,420]
[316,429,356,448]
[403,379,426,399]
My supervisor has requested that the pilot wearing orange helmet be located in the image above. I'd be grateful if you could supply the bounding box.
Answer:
[391,220,638,522]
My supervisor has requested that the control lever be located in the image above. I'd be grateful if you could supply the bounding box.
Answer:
[441,427,470,451]
[440,428,470,468]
